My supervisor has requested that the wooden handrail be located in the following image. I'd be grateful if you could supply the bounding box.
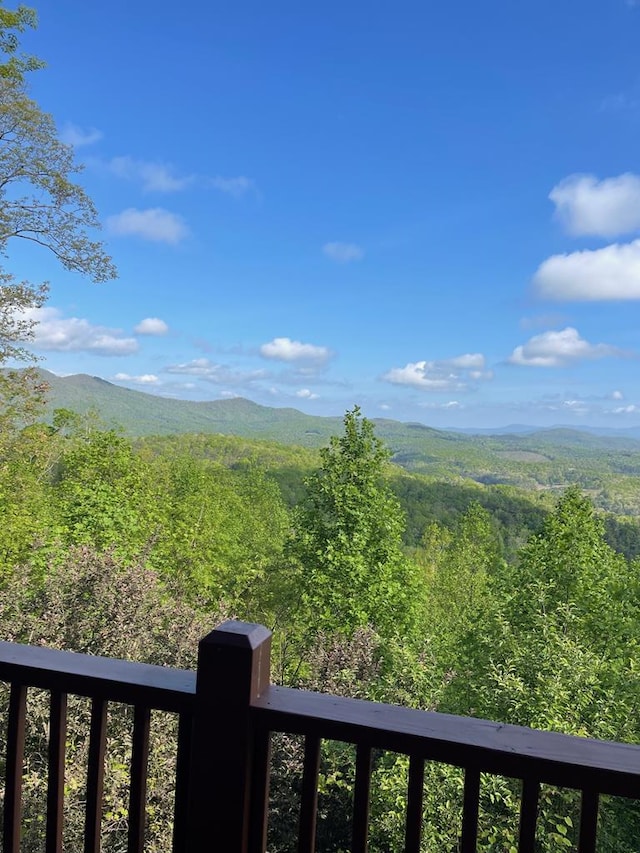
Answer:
[0,640,197,853]
[0,640,195,712]
[251,684,640,798]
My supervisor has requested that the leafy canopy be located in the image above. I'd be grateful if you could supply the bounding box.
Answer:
[288,406,420,639]
[0,2,42,80]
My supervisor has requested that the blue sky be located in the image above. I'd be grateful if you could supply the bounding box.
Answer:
[10,0,640,428]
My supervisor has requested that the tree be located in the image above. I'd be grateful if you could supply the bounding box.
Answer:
[421,503,503,693]
[452,488,636,733]
[151,453,289,612]
[54,429,157,560]
[287,406,419,639]
[0,74,116,281]
[0,2,42,80]
[0,4,116,431]
[505,485,628,648]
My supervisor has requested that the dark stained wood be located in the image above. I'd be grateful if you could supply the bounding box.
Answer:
[517,778,539,853]
[352,744,372,853]
[298,735,321,853]
[578,789,599,853]
[0,641,195,712]
[3,683,27,853]
[172,710,193,853]
[251,686,640,799]
[187,621,272,852]
[248,728,271,853]
[128,705,151,853]
[460,767,480,853]
[404,755,424,853]
[46,690,67,853]
[84,698,107,853]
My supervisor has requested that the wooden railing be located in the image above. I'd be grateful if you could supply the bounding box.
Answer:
[0,639,196,853]
[2,620,640,851]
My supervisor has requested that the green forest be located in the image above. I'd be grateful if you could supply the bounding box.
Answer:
[3,404,640,850]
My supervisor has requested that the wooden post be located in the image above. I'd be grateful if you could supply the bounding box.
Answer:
[186,620,272,853]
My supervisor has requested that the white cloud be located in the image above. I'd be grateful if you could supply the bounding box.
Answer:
[134,317,169,335]
[295,388,319,399]
[28,307,138,356]
[114,373,160,384]
[561,399,589,413]
[418,400,464,410]
[383,361,463,390]
[382,352,490,392]
[533,239,640,300]
[260,337,331,364]
[612,390,624,400]
[210,176,255,197]
[165,358,266,384]
[107,156,193,192]
[105,165,257,196]
[549,173,640,238]
[449,353,485,369]
[60,123,103,148]
[323,242,365,263]
[106,208,188,244]
[508,327,621,367]
[165,358,215,376]
[614,404,639,413]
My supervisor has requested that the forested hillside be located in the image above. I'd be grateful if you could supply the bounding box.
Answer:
[3,406,640,849]
[33,368,640,518]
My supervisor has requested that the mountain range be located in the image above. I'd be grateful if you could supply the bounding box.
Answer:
[36,369,640,445]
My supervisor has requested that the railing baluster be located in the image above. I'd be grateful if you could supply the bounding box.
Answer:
[172,709,193,853]
[405,755,424,853]
[128,705,151,853]
[3,683,27,853]
[578,789,599,853]
[517,778,539,853]
[352,744,372,853]
[298,734,321,853]
[248,727,271,853]
[460,767,481,853]
[46,690,67,853]
[84,698,107,853]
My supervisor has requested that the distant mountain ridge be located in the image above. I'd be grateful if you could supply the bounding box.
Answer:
[34,369,640,444]
[449,424,640,439]
[34,370,346,445]
[13,370,640,509]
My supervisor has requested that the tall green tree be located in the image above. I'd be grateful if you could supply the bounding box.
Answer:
[287,406,419,639]
[453,487,637,737]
